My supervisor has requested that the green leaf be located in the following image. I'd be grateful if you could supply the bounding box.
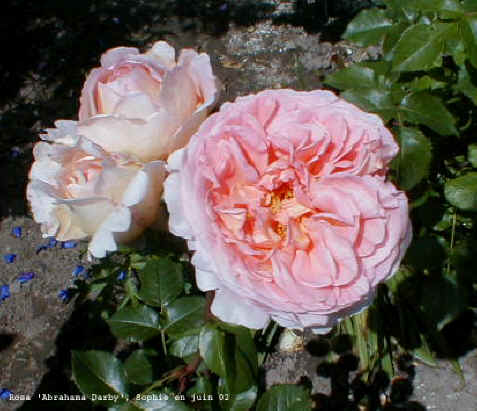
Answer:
[455,64,477,105]
[124,349,158,386]
[391,24,447,72]
[199,323,228,377]
[343,9,392,47]
[400,91,458,135]
[132,391,191,410]
[221,386,257,411]
[420,274,468,330]
[396,127,432,190]
[468,144,477,168]
[342,88,396,122]
[169,334,199,359]
[71,350,128,406]
[414,336,437,367]
[445,172,477,211]
[359,61,394,77]
[256,385,312,411]
[404,75,446,92]
[218,323,258,393]
[199,323,257,394]
[324,65,377,90]
[163,296,206,337]
[460,16,477,67]
[138,257,184,307]
[383,22,411,61]
[107,305,161,342]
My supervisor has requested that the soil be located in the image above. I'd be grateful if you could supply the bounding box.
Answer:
[1,1,476,410]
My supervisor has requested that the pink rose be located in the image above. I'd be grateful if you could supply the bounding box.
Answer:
[27,121,166,258]
[164,89,412,332]
[77,41,220,162]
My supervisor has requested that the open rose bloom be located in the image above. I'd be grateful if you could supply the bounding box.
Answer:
[165,89,412,332]
[27,121,166,258]
[77,41,220,162]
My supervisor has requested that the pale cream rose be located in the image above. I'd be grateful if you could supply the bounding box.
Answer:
[77,41,220,162]
[27,120,166,258]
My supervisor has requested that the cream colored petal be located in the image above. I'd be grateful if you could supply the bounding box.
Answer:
[113,93,158,120]
[100,46,139,68]
[146,41,176,69]
[77,112,177,162]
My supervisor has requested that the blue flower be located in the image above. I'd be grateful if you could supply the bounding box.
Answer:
[12,227,22,238]
[0,388,12,400]
[47,237,57,248]
[117,271,127,281]
[3,254,16,264]
[0,285,11,301]
[18,272,35,284]
[72,265,85,277]
[61,241,77,249]
[58,289,70,302]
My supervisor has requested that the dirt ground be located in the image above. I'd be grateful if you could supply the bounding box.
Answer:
[1,1,476,410]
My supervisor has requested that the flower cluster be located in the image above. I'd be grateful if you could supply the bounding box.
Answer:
[27,41,220,258]
[27,43,411,332]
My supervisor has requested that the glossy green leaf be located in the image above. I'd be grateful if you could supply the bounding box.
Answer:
[71,350,128,406]
[414,336,437,367]
[107,305,161,342]
[343,9,392,46]
[199,323,228,377]
[163,296,206,337]
[445,172,477,211]
[221,386,257,411]
[404,75,446,92]
[132,391,191,410]
[397,127,432,190]
[468,144,477,168]
[455,64,477,105]
[400,92,457,135]
[460,16,477,67]
[359,61,394,77]
[169,334,199,359]
[138,257,184,307]
[124,349,158,386]
[420,274,468,330]
[391,24,447,72]
[186,379,215,411]
[219,323,258,393]
[341,88,396,122]
[383,22,411,61]
[256,385,312,411]
[324,65,377,90]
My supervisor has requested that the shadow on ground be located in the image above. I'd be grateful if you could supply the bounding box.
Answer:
[305,336,427,411]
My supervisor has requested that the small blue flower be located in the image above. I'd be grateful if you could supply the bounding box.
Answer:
[117,271,127,281]
[58,289,70,302]
[18,272,35,284]
[0,388,12,400]
[72,265,85,277]
[61,240,77,249]
[12,227,22,238]
[48,237,57,248]
[0,285,11,301]
[3,254,16,264]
